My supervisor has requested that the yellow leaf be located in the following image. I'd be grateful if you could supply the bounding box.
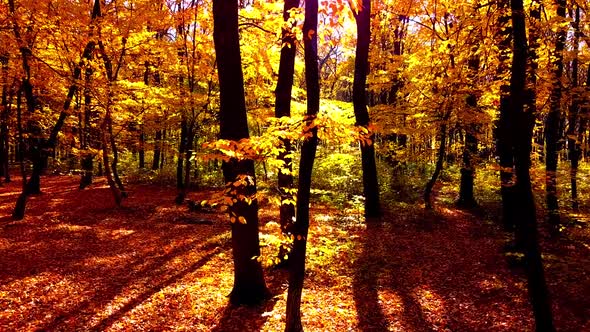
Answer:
[238,216,247,224]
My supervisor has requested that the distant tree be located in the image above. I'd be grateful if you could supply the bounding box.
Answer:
[544,0,567,230]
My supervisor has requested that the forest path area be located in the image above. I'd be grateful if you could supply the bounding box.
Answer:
[0,175,588,331]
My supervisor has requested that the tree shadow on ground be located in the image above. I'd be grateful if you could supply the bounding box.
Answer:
[352,206,535,331]
[210,267,288,332]
[0,175,232,331]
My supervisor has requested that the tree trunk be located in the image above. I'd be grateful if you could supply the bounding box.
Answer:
[152,129,161,170]
[353,0,380,219]
[80,67,93,189]
[424,122,447,210]
[13,89,27,219]
[545,0,566,230]
[274,0,298,265]
[139,125,145,169]
[285,0,319,329]
[212,0,268,306]
[495,0,516,231]
[457,46,480,208]
[0,54,9,183]
[102,106,122,206]
[509,1,555,329]
[567,6,581,211]
[175,115,187,204]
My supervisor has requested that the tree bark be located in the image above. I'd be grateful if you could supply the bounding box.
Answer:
[0,54,9,183]
[80,67,94,189]
[175,115,187,204]
[212,0,268,306]
[544,0,566,230]
[424,122,447,210]
[285,0,319,329]
[567,5,581,211]
[509,0,555,329]
[457,44,480,208]
[353,0,380,219]
[495,0,516,231]
[152,129,161,170]
[274,0,298,265]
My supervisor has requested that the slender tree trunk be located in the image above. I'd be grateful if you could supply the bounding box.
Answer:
[545,0,566,230]
[568,6,581,211]
[102,106,122,206]
[285,0,319,329]
[457,44,480,208]
[509,1,555,329]
[108,106,125,196]
[212,0,268,306]
[80,67,93,189]
[13,89,27,219]
[152,129,161,170]
[274,0,298,265]
[496,0,516,231]
[160,129,166,169]
[0,54,8,183]
[353,0,380,219]
[175,115,187,204]
[139,125,145,169]
[184,129,194,193]
[424,122,447,210]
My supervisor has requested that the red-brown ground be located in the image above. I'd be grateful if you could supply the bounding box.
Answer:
[0,175,588,331]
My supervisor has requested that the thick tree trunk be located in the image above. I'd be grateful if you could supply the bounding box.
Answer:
[212,0,268,306]
[545,0,566,230]
[285,0,319,329]
[274,0,298,265]
[509,1,555,329]
[353,0,380,219]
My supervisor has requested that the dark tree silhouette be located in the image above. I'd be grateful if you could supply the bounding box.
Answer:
[352,0,380,219]
[212,0,269,305]
[285,0,320,328]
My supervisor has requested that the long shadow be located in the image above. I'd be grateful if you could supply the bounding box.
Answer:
[210,268,288,332]
[38,231,230,331]
[91,247,225,331]
[352,221,390,331]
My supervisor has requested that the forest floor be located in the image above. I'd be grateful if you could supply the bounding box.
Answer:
[0,175,589,331]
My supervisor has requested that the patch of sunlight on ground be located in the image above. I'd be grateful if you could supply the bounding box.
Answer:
[104,249,233,331]
[0,272,82,330]
[414,286,449,329]
[378,289,407,331]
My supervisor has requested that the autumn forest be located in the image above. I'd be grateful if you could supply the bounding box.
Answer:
[1,0,589,330]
